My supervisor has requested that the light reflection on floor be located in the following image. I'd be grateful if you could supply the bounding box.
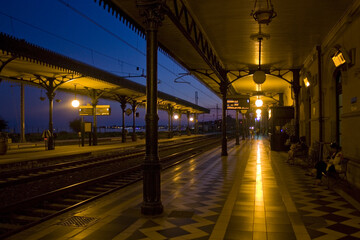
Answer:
[254,142,266,234]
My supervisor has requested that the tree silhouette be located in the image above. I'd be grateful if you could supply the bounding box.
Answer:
[69,118,82,133]
[0,117,8,132]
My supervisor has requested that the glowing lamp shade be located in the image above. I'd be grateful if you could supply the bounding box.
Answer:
[71,99,80,108]
[255,99,263,107]
[253,70,266,84]
[303,77,310,87]
[332,51,346,67]
[174,114,179,120]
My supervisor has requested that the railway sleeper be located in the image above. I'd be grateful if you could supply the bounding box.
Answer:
[92,187,113,191]
[23,208,58,217]
[67,194,95,200]
[0,223,20,231]
[1,213,40,224]
[59,198,83,204]
[41,203,71,210]
[102,184,120,188]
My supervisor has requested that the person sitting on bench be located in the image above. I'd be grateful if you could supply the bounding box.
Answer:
[326,142,343,177]
[287,136,308,164]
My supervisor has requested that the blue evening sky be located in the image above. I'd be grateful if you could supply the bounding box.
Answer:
[0,0,225,133]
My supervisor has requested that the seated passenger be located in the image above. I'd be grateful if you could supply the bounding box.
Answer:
[287,136,308,164]
[314,142,343,185]
[314,158,327,185]
[326,142,343,177]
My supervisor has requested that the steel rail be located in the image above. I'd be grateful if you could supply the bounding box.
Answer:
[0,137,223,239]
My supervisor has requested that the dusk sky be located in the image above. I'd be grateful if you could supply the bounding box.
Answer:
[0,0,226,133]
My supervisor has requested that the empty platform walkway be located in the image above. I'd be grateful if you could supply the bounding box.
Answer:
[8,139,360,240]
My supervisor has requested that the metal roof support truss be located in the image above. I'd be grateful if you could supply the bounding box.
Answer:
[165,0,227,83]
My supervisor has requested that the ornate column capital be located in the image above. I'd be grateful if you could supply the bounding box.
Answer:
[136,0,166,30]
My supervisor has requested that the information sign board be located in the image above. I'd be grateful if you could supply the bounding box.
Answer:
[227,98,250,110]
[79,105,111,116]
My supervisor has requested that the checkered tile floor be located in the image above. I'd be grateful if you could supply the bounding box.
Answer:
[9,139,360,240]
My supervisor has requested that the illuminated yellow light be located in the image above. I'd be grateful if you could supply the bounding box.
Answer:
[174,114,179,120]
[190,117,194,122]
[303,77,310,87]
[256,109,262,115]
[268,109,272,119]
[255,99,263,107]
[71,99,80,108]
[332,51,346,67]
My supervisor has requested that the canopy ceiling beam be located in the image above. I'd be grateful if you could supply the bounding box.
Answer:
[165,0,227,84]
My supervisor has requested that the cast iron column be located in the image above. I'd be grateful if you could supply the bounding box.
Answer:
[20,83,26,143]
[195,113,198,134]
[137,0,164,215]
[235,110,240,145]
[46,78,56,150]
[167,104,173,138]
[170,109,173,137]
[90,90,99,146]
[242,113,246,140]
[132,100,138,141]
[220,83,228,156]
[186,111,191,135]
[178,110,181,135]
[278,93,284,106]
[120,97,127,143]
[292,69,301,140]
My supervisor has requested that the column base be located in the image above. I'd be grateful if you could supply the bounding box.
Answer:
[221,151,228,156]
[141,201,163,215]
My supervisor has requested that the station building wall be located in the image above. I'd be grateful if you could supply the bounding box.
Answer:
[300,3,360,188]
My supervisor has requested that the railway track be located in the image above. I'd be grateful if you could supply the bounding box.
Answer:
[0,135,212,187]
[0,135,222,239]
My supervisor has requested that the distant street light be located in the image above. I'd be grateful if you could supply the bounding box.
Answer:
[174,114,179,120]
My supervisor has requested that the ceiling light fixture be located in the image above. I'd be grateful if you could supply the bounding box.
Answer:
[251,25,270,85]
[251,0,277,25]
[71,84,80,108]
[251,0,276,85]
[255,98,263,107]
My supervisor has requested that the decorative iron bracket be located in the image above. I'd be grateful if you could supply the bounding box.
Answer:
[165,0,227,83]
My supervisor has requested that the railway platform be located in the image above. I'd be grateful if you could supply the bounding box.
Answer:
[0,134,202,170]
[5,138,360,240]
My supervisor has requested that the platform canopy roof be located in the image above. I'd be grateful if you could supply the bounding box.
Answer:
[95,0,356,108]
[0,33,209,114]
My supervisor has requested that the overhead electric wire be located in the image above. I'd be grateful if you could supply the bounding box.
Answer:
[57,0,220,105]
[0,11,141,71]
[1,3,219,107]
